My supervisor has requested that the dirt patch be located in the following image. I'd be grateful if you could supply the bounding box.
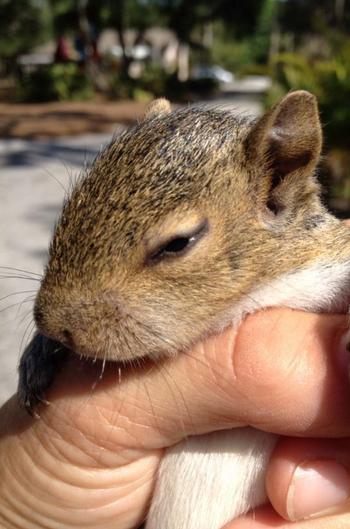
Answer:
[0,100,148,139]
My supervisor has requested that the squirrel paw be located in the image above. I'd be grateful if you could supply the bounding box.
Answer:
[18,333,67,415]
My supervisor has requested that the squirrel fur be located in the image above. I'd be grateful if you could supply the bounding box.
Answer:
[18,91,350,528]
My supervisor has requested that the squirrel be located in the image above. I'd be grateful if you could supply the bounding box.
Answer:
[18,91,350,529]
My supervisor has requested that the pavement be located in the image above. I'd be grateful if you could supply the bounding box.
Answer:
[0,96,262,405]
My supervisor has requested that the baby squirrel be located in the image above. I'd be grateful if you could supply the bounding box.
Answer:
[18,91,350,529]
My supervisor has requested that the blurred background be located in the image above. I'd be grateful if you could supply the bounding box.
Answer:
[1,0,350,403]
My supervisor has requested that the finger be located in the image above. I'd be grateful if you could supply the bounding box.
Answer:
[224,504,350,528]
[267,437,350,521]
[0,395,155,529]
[37,308,350,449]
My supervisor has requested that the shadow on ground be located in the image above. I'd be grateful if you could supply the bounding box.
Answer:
[0,137,109,168]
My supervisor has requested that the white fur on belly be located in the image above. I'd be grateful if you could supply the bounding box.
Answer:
[145,260,350,529]
[147,429,276,529]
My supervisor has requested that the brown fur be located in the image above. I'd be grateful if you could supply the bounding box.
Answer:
[33,91,350,362]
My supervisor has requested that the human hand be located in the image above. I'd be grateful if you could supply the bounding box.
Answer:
[0,309,350,528]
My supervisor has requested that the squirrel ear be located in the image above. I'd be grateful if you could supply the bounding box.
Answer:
[143,98,172,120]
[246,91,322,207]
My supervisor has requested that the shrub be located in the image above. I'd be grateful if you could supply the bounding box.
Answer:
[267,40,350,146]
[17,63,94,102]
[108,66,218,103]
[107,65,167,101]
[267,40,350,214]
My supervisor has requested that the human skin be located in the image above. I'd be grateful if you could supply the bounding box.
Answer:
[1,309,350,528]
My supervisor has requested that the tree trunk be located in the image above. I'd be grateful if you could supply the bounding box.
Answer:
[335,0,346,22]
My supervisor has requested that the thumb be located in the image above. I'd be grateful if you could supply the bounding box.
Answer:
[266,437,350,522]
[40,308,350,450]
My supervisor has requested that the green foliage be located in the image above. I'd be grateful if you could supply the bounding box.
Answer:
[267,41,350,145]
[107,75,139,100]
[238,63,271,77]
[210,22,255,74]
[158,0,212,43]
[211,39,251,73]
[267,39,350,209]
[108,64,218,102]
[211,13,278,76]
[139,64,170,97]
[107,67,161,101]
[86,0,165,33]
[49,0,79,36]
[251,0,278,63]
[17,63,94,102]
[0,0,50,60]
[278,0,350,36]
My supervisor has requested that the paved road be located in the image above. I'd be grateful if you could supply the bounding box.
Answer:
[0,97,262,405]
[0,133,115,403]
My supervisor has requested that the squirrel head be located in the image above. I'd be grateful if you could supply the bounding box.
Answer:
[34,91,350,361]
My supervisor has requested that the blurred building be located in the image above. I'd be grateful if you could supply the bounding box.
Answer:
[18,27,188,79]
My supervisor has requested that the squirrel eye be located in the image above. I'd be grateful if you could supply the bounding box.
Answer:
[161,236,191,254]
[146,219,208,265]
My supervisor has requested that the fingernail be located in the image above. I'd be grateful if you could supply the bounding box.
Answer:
[287,459,350,521]
[337,329,350,376]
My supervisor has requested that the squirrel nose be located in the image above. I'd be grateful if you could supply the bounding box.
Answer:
[34,299,77,350]
[34,286,123,357]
